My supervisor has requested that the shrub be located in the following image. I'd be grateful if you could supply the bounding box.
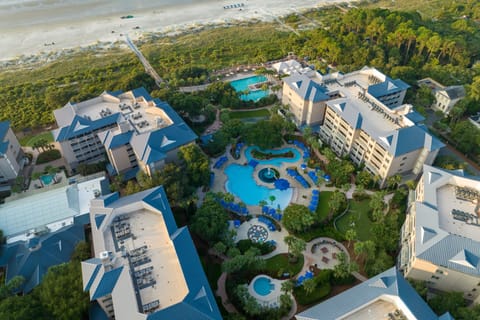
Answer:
[36,150,61,164]
[237,239,274,255]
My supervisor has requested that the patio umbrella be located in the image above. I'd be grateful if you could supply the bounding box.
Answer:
[274,178,290,190]
[300,163,307,170]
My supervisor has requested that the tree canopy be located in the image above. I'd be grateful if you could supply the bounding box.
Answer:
[191,193,228,243]
[282,204,315,233]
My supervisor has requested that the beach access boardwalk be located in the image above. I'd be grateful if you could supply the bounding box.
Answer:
[125,35,164,87]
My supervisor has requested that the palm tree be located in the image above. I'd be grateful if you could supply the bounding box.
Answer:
[269,195,276,205]
[32,171,44,187]
[259,200,268,208]
[47,166,59,183]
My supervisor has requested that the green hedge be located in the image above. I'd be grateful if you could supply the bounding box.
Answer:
[36,150,61,164]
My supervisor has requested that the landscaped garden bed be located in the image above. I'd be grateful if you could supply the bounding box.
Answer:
[251,149,295,160]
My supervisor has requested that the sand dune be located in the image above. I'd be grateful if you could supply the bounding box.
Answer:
[1,0,351,62]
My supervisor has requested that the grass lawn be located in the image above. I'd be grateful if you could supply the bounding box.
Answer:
[19,132,53,147]
[316,191,333,222]
[294,282,331,306]
[263,254,304,277]
[336,199,374,241]
[201,257,222,292]
[229,109,270,119]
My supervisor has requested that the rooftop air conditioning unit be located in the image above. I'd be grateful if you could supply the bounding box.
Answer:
[99,251,109,260]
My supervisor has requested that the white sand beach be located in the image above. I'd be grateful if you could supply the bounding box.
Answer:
[1,0,352,63]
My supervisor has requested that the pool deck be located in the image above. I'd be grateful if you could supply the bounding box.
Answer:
[248,275,285,308]
[230,218,290,256]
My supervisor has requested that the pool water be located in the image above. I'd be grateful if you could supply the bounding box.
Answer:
[225,165,292,209]
[40,174,54,186]
[230,75,269,102]
[253,277,274,296]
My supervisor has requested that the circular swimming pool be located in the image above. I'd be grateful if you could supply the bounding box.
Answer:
[253,276,274,296]
[258,167,279,183]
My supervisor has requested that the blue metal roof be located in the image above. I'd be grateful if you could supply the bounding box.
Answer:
[122,167,140,181]
[368,77,410,99]
[85,263,102,292]
[439,312,455,320]
[0,141,8,155]
[95,214,106,229]
[405,111,426,124]
[0,121,10,154]
[297,267,439,320]
[92,267,123,300]
[284,75,329,102]
[0,121,9,140]
[130,122,197,165]
[89,302,111,320]
[0,222,85,293]
[131,87,151,99]
[386,125,444,157]
[419,235,480,276]
[104,130,133,150]
[104,90,124,97]
[54,113,120,142]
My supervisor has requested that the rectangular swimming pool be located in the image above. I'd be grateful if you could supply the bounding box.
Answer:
[230,75,269,102]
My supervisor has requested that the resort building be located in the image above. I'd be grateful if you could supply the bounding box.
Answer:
[417,78,465,115]
[0,173,109,293]
[398,165,480,304]
[0,121,24,184]
[296,267,452,320]
[272,59,317,77]
[81,187,222,320]
[282,67,443,184]
[468,112,480,130]
[52,87,197,178]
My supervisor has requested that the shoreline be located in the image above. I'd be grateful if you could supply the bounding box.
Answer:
[0,0,353,67]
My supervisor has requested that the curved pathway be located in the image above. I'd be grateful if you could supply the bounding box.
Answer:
[282,295,297,320]
[216,272,239,314]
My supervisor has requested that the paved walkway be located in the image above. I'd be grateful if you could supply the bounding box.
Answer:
[216,272,239,314]
[282,296,297,320]
[232,218,290,258]
[301,237,345,274]
[203,108,222,134]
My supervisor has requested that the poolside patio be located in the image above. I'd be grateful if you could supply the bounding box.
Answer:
[247,275,285,308]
